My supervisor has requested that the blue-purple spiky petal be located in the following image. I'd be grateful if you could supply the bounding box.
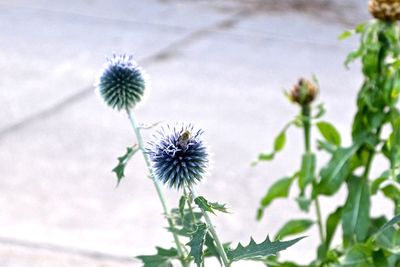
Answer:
[96,54,147,111]
[146,124,209,189]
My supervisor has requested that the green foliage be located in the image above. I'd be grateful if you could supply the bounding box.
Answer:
[194,196,228,215]
[299,152,316,191]
[254,123,292,164]
[187,223,208,267]
[254,19,400,267]
[342,176,370,244]
[136,247,178,267]
[226,236,305,262]
[112,145,139,185]
[275,219,314,240]
[316,121,341,146]
[257,175,295,220]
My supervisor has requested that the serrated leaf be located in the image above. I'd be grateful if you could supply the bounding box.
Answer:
[186,223,207,267]
[112,145,139,185]
[316,121,341,146]
[298,152,316,191]
[274,219,314,240]
[204,233,221,263]
[226,236,304,262]
[342,176,371,244]
[136,247,177,267]
[258,177,294,220]
[194,196,228,215]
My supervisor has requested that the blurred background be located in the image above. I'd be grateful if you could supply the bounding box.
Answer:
[0,0,382,266]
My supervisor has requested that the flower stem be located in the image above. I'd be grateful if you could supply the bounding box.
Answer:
[126,110,188,267]
[189,186,231,267]
[302,105,325,243]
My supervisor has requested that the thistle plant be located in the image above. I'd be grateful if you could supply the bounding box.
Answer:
[254,3,400,266]
[96,54,303,266]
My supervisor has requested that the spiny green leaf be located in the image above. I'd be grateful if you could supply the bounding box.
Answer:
[204,233,221,263]
[226,236,304,262]
[342,176,371,244]
[316,121,341,146]
[274,219,314,240]
[136,247,178,267]
[112,145,139,185]
[258,176,294,220]
[194,196,228,215]
[186,223,207,267]
[298,152,316,191]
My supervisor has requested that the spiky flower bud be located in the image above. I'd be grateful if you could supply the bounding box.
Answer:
[146,124,209,189]
[289,78,318,106]
[96,54,148,111]
[369,0,400,21]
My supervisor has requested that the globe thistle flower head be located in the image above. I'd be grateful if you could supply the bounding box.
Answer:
[369,0,400,21]
[146,124,209,189]
[289,78,318,106]
[96,54,148,111]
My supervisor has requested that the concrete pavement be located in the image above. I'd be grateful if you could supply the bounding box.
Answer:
[0,1,381,266]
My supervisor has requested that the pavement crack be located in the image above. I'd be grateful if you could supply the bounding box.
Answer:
[0,236,133,263]
[0,12,247,140]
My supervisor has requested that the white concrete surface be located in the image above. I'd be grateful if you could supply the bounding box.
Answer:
[1,0,387,266]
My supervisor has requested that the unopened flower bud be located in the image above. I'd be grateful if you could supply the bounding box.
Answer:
[369,0,400,21]
[289,78,318,106]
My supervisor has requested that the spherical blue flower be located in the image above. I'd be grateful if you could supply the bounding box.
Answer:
[146,124,209,189]
[96,54,148,111]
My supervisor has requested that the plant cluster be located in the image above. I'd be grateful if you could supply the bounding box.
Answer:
[95,54,301,267]
[254,2,400,267]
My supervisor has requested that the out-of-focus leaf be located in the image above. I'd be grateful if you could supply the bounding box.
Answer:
[342,176,371,244]
[137,247,178,267]
[298,152,316,191]
[274,219,314,240]
[258,177,294,220]
[318,146,359,195]
[316,121,341,146]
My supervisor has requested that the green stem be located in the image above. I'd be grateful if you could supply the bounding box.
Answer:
[184,188,197,224]
[302,105,325,243]
[126,110,188,267]
[189,186,231,267]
